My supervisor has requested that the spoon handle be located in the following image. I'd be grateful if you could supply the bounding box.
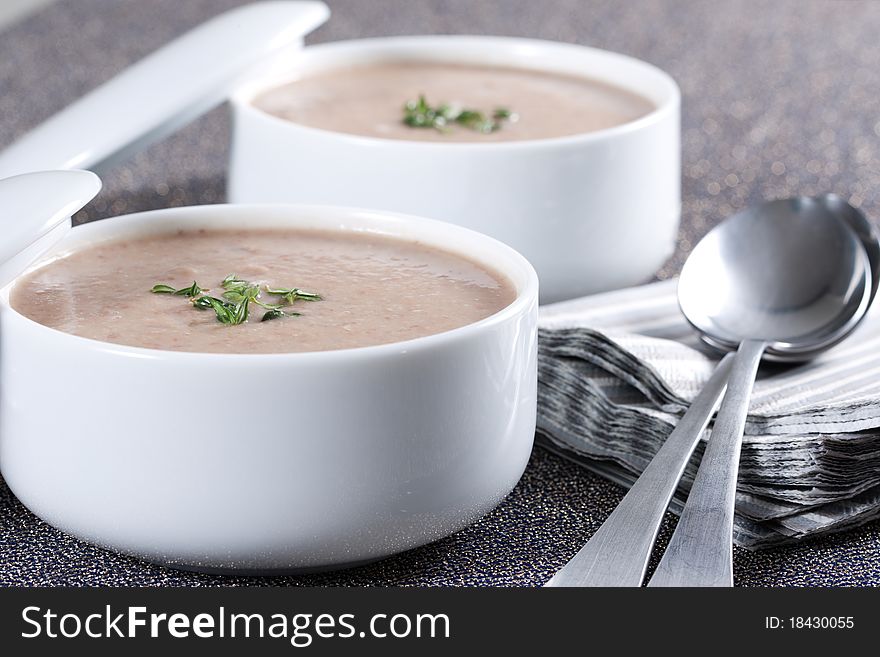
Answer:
[648,338,765,587]
[544,352,734,587]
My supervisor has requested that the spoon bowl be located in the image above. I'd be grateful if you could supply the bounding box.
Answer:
[679,196,872,361]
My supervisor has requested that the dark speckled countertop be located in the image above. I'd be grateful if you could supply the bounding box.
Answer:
[1,0,880,586]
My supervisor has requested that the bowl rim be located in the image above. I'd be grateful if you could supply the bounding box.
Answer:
[231,34,681,150]
[1,203,538,362]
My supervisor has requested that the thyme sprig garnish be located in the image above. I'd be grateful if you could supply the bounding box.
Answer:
[402,95,516,134]
[151,281,205,297]
[151,274,322,325]
[264,286,323,305]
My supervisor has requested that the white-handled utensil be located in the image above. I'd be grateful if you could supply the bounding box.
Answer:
[0,170,101,286]
[0,1,328,178]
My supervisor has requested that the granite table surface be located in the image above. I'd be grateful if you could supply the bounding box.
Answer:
[2,0,880,587]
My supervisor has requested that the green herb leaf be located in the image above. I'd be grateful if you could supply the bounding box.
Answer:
[176,281,203,297]
[261,308,285,322]
[235,295,251,325]
[151,281,203,296]
[265,286,322,305]
[221,274,257,301]
[221,274,248,292]
[261,308,303,322]
[153,274,321,327]
[402,95,515,134]
[191,296,236,324]
[252,298,283,311]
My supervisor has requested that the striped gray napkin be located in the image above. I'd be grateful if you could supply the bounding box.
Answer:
[537,279,880,548]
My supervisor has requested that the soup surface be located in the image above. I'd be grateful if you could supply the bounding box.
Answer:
[11,228,516,354]
[252,61,655,142]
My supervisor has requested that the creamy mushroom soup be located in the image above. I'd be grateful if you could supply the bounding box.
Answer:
[10,228,516,353]
[253,61,655,142]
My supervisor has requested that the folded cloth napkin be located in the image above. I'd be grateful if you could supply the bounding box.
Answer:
[537,279,880,549]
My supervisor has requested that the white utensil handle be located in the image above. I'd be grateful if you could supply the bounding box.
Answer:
[0,170,101,286]
[0,1,329,178]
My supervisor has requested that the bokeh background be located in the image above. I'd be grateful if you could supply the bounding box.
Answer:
[1,0,879,585]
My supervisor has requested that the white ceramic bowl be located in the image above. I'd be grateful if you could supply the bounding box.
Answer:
[229,35,681,304]
[0,204,538,573]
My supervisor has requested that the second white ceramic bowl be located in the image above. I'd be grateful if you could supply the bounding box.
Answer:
[229,36,681,304]
[0,203,538,573]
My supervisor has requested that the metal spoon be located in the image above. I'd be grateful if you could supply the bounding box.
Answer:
[646,196,871,587]
[694,195,879,361]
[545,196,877,588]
